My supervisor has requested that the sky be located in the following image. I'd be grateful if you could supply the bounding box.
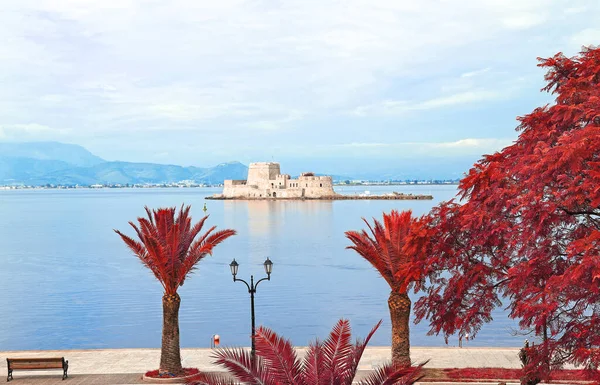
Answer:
[0,0,599,176]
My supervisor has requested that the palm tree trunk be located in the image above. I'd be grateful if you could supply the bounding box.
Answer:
[389,291,411,367]
[160,293,183,375]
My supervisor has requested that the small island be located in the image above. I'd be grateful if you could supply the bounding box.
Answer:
[206,162,433,200]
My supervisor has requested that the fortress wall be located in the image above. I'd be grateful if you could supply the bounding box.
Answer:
[287,178,300,188]
[304,176,335,198]
[284,175,335,198]
[275,174,290,188]
[297,176,333,188]
[225,180,247,186]
[223,185,267,198]
[247,162,281,188]
[273,188,302,198]
[223,180,247,197]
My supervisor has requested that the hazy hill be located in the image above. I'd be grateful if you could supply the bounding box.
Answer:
[0,141,459,186]
[0,141,105,167]
[0,142,248,186]
[28,161,249,186]
[0,157,74,183]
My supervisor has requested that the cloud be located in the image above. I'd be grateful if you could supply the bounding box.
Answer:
[351,66,531,117]
[333,138,513,152]
[501,13,547,30]
[244,110,305,130]
[0,124,68,140]
[0,0,597,167]
[429,138,513,150]
[352,89,504,116]
[461,68,492,78]
[570,29,600,49]
[417,90,502,109]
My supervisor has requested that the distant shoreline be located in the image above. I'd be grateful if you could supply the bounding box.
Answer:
[207,193,434,200]
[0,182,459,191]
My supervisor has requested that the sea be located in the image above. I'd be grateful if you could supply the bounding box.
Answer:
[0,185,524,351]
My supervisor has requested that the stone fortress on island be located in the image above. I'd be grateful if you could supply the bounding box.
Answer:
[207,162,433,201]
[220,162,335,199]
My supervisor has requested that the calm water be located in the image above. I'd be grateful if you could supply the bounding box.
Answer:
[0,185,523,351]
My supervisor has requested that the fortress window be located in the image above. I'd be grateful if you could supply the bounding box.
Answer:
[320,183,322,187]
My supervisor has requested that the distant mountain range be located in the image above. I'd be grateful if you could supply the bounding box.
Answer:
[0,141,464,186]
[0,142,249,186]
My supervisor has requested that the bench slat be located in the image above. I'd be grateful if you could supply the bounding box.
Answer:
[7,357,65,370]
[10,362,64,369]
[8,358,64,363]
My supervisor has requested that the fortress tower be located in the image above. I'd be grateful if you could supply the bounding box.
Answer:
[246,162,281,190]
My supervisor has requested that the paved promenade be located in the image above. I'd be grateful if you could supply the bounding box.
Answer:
[0,346,529,384]
[0,346,525,373]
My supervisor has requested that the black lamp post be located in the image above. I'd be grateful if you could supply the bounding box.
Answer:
[229,257,273,361]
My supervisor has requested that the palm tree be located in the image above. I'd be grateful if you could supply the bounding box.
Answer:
[345,210,421,367]
[190,319,423,385]
[115,205,236,376]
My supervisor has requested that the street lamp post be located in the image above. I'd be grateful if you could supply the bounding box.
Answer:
[229,257,273,361]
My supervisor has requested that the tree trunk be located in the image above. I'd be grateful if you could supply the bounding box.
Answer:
[389,291,411,367]
[160,293,183,376]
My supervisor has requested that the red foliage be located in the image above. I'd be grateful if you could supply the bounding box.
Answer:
[189,319,424,385]
[443,368,595,381]
[345,210,422,294]
[146,367,200,378]
[411,46,600,372]
[115,205,236,295]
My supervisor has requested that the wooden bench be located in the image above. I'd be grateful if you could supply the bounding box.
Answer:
[6,357,68,381]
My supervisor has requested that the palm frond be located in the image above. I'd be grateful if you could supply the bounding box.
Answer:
[179,229,237,285]
[114,230,167,291]
[182,215,209,260]
[212,347,275,385]
[343,320,383,381]
[144,206,155,226]
[254,325,302,385]
[301,339,327,385]
[356,362,424,385]
[188,371,238,385]
[346,229,394,287]
[322,319,353,381]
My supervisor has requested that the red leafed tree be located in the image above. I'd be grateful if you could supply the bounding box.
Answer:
[410,46,600,378]
[190,319,424,385]
[115,205,236,376]
[346,210,423,367]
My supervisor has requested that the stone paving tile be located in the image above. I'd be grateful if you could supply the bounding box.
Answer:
[2,373,144,384]
[0,373,521,385]
[1,346,526,380]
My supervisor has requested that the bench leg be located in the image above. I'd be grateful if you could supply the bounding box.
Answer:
[63,361,68,380]
[6,369,12,382]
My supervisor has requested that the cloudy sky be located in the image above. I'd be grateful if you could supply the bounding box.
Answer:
[1,0,598,176]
